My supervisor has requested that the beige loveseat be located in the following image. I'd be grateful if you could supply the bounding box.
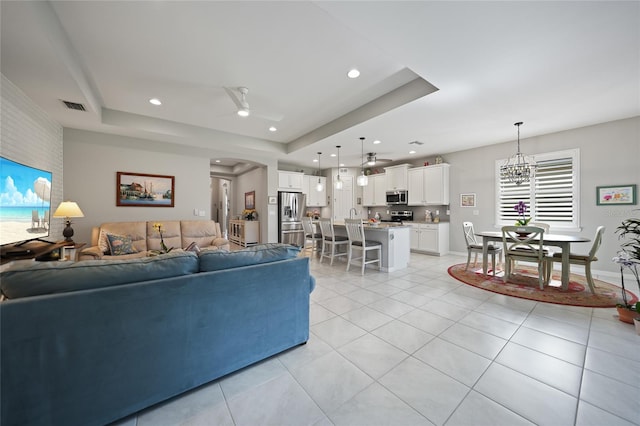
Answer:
[79,220,230,260]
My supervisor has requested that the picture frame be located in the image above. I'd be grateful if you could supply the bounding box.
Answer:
[116,171,175,207]
[268,196,277,205]
[245,191,255,210]
[596,184,636,205]
[460,193,476,207]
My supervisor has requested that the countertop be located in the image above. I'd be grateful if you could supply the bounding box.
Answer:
[333,221,410,229]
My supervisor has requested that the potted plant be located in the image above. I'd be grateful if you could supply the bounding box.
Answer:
[613,211,640,324]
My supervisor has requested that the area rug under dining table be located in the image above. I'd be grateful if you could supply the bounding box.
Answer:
[448,263,638,308]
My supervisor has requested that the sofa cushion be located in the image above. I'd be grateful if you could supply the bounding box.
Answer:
[106,233,139,255]
[198,243,301,272]
[147,221,181,252]
[0,251,199,299]
[180,220,219,248]
[98,222,148,253]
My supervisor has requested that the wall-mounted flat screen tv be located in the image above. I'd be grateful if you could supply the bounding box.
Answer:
[0,156,52,246]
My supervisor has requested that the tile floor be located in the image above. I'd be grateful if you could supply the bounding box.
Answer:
[113,252,640,426]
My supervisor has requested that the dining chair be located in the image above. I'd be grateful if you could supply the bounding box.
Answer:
[502,226,550,290]
[302,217,322,256]
[318,218,349,265]
[344,218,382,275]
[462,221,502,275]
[546,226,605,293]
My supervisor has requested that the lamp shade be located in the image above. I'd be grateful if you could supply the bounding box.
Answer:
[53,201,84,218]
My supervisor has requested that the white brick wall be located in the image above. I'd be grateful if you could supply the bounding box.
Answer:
[1,73,64,242]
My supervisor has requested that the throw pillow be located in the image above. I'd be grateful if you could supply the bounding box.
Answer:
[106,233,138,256]
[98,229,110,254]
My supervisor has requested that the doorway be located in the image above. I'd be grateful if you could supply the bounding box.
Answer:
[211,177,232,238]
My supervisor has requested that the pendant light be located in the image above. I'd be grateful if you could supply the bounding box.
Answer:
[500,122,536,186]
[316,152,323,192]
[335,145,343,190]
[356,137,369,186]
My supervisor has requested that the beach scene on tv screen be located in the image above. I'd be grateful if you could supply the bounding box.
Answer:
[0,157,52,246]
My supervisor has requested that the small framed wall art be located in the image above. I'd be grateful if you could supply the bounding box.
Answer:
[596,184,636,205]
[245,191,256,210]
[460,193,476,208]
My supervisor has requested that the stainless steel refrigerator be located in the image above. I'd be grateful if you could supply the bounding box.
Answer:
[278,191,306,247]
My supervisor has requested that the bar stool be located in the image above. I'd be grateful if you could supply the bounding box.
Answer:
[302,217,322,257]
[318,218,348,265]
[344,219,381,275]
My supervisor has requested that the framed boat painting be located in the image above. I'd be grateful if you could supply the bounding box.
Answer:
[117,172,175,207]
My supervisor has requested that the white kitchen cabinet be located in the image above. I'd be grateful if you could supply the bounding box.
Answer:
[385,164,409,191]
[408,222,449,255]
[363,174,387,206]
[278,171,304,191]
[303,175,327,207]
[407,164,450,205]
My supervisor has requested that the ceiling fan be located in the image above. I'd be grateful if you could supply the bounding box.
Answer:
[223,86,283,122]
[363,152,392,166]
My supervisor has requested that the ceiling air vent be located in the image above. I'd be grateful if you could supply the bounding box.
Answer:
[61,100,86,111]
[409,140,424,145]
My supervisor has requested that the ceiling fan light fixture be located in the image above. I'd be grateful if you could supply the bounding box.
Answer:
[500,121,536,186]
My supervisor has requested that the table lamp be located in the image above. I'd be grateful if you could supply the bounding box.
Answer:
[53,201,84,242]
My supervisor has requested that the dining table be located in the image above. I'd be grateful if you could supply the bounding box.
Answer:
[475,231,591,290]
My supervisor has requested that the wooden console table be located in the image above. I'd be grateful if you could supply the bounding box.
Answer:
[229,220,260,247]
[0,240,70,265]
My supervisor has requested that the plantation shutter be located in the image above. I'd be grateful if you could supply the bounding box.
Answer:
[534,156,574,224]
[496,149,579,230]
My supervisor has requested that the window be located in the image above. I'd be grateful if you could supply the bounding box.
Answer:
[495,149,580,231]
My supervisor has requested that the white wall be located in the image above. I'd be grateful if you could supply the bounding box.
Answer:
[64,129,211,244]
[446,116,640,275]
[235,166,271,243]
[1,74,64,241]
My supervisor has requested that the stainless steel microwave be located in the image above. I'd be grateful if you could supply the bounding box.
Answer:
[386,190,408,205]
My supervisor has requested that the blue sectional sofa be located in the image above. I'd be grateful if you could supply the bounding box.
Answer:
[0,244,315,426]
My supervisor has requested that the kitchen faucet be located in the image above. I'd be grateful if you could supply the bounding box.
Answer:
[349,208,358,219]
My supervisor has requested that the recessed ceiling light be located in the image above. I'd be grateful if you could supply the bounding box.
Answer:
[409,150,416,154]
[340,163,345,167]
[347,69,360,79]
[269,126,277,132]
[215,160,221,163]
[237,108,249,117]
[373,140,381,145]
[330,153,336,157]
[149,98,162,106]
[313,158,318,163]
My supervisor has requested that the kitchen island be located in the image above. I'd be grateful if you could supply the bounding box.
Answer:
[332,222,410,272]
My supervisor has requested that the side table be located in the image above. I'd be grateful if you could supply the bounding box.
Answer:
[61,242,86,261]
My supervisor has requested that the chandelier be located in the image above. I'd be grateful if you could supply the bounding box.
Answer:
[356,137,369,186]
[500,121,536,185]
[316,152,323,191]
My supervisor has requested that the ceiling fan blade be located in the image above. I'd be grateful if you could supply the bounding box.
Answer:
[223,87,245,110]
